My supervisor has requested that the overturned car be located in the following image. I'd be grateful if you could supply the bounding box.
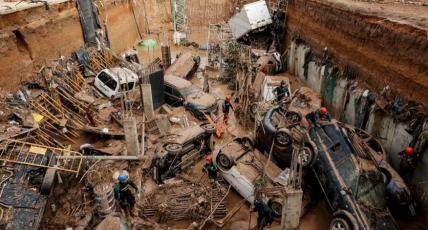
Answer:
[150,124,216,183]
[303,122,400,230]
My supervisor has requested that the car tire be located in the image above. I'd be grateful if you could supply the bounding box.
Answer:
[242,135,255,149]
[217,152,233,169]
[202,124,216,135]
[165,144,183,156]
[268,199,283,216]
[330,218,351,230]
[299,147,314,167]
[275,128,293,147]
[286,111,302,123]
[249,103,258,122]
[41,168,56,195]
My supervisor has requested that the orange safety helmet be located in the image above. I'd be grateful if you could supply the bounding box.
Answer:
[405,147,415,156]
[206,155,213,162]
[226,96,231,101]
[320,107,328,114]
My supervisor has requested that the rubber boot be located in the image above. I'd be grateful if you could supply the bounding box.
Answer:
[130,205,138,217]
[125,208,133,221]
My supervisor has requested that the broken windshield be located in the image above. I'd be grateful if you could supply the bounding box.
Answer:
[179,84,200,97]
[357,175,387,209]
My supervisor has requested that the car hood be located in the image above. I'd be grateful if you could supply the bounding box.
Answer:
[186,91,217,108]
[358,203,399,230]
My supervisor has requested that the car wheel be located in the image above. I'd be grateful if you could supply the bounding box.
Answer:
[299,147,313,167]
[330,218,351,230]
[165,144,182,156]
[202,124,216,134]
[275,128,293,147]
[269,199,283,216]
[249,103,258,121]
[242,135,255,149]
[217,152,233,169]
[286,111,302,123]
[41,168,57,195]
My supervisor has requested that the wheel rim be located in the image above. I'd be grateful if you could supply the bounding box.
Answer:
[299,149,310,165]
[218,154,230,167]
[276,132,290,145]
[270,202,282,215]
[287,112,300,123]
[167,144,180,151]
[332,222,346,230]
[205,124,215,130]
[250,105,257,114]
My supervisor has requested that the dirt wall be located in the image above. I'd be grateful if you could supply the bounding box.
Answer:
[285,0,428,106]
[0,1,147,93]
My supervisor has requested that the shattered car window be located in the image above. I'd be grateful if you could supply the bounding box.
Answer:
[180,84,200,97]
[98,72,117,90]
[357,175,387,209]
[337,159,359,188]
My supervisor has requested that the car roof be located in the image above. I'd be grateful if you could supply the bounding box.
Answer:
[102,68,138,81]
[265,76,290,86]
[164,74,193,89]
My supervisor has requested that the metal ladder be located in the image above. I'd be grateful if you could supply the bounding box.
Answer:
[268,0,289,27]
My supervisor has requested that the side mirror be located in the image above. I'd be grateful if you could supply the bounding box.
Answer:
[340,190,347,196]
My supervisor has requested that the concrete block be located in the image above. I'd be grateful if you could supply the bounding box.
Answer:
[142,84,154,119]
[281,188,303,230]
[123,117,140,156]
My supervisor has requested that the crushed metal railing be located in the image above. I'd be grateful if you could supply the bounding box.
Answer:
[0,139,83,177]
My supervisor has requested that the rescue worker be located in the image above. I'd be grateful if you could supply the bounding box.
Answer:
[272,80,290,102]
[306,107,332,127]
[202,156,219,181]
[222,96,234,125]
[251,199,274,230]
[398,147,419,179]
[114,174,139,218]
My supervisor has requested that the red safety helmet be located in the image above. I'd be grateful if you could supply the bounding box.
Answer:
[405,147,415,156]
[320,107,328,114]
[206,155,213,162]
[226,96,231,101]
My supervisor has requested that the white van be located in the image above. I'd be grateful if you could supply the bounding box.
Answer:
[94,67,138,100]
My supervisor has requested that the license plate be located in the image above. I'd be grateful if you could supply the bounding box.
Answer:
[409,204,416,216]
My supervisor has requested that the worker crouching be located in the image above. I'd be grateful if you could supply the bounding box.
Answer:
[252,199,274,230]
[202,155,219,181]
[114,174,139,219]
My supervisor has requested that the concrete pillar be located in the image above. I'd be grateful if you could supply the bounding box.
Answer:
[142,84,154,119]
[281,188,303,230]
[123,117,140,156]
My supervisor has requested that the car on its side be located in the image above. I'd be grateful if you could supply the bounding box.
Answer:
[343,125,417,220]
[150,124,216,183]
[164,74,218,120]
[215,136,306,216]
[302,122,399,230]
[94,67,138,100]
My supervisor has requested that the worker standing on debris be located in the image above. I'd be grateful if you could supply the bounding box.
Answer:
[251,199,274,230]
[222,96,234,125]
[398,147,419,179]
[114,174,139,218]
[202,156,219,181]
[272,80,290,102]
[306,107,332,127]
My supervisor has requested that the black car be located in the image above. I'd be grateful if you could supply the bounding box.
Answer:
[255,106,306,164]
[151,124,216,183]
[302,123,399,230]
[164,74,218,120]
[345,125,417,220]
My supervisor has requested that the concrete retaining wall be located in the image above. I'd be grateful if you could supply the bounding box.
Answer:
[289,41,428,215]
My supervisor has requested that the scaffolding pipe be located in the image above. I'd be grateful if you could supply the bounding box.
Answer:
[57,156,141,160]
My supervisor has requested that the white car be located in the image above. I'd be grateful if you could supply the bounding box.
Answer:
[94,67,138,100]
[214,137,288,216]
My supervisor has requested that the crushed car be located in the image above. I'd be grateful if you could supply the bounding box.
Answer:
[164,52,201,80]
[149,124,216,183]
[343,125,417,220]
[302,122,399,230]
[215,136,311,216]
[93,67,138,100]
[164,74,218,120]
